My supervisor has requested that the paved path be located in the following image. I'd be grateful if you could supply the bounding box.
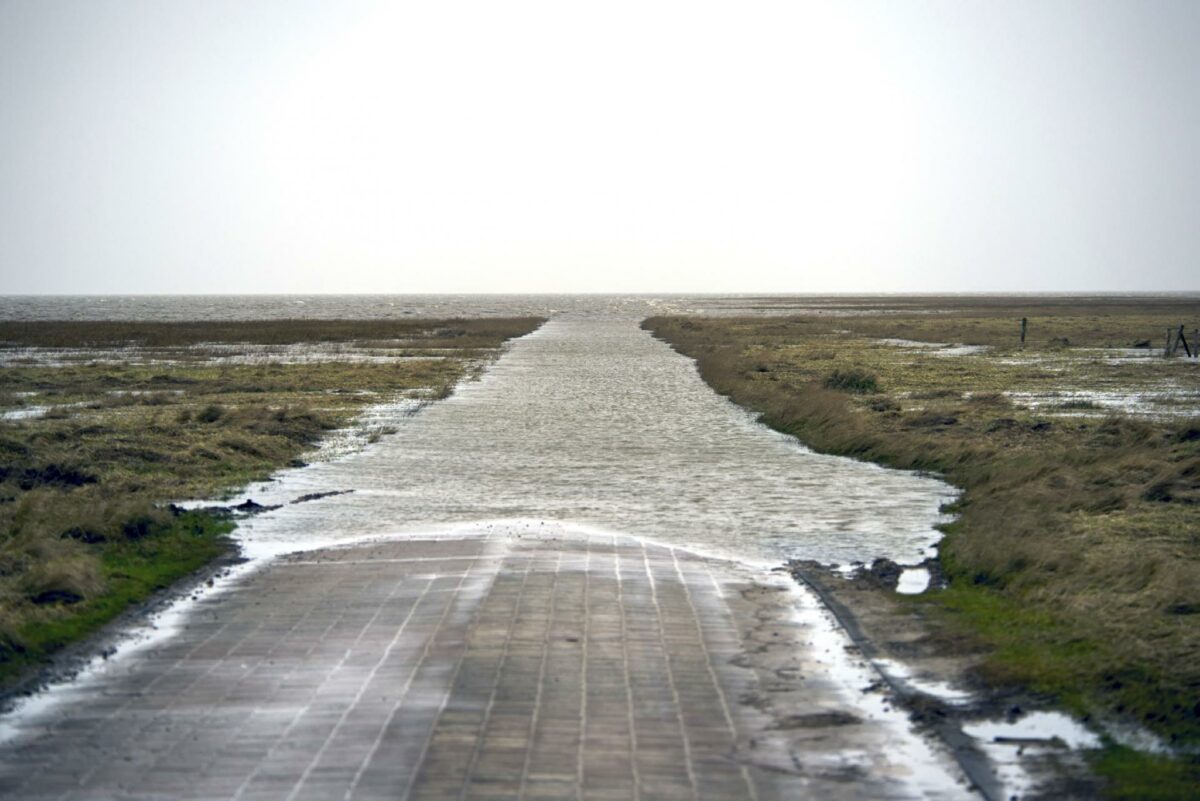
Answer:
[0,526,967,800]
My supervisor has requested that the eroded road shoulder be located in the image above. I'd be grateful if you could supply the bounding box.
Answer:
[0,525,970,800]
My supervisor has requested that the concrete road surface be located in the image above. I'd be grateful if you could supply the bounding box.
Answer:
[0,524,969,800]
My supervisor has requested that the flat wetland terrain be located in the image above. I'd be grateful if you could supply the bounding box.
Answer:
[3,297,1199,799]
[646,296,1200,799]
[0,317,542,687]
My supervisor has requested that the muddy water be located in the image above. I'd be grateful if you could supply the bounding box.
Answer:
[234,314,956,567]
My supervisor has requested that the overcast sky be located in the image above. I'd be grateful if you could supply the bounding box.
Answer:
[1,0,1198,294]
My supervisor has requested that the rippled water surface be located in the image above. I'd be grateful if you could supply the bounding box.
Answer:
[3,294,957,566]
[224,312,956,567]
[0,294,704,320]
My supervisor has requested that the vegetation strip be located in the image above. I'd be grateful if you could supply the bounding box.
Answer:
[645,298,1200,799]
[0,317,544,688]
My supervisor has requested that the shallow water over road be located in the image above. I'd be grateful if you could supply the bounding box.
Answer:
[236,315,955,567]
[0,308,978,800]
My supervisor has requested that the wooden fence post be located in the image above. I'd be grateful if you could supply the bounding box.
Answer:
[1178,325,1192,358]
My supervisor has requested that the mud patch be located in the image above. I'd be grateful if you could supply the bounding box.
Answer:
[787,559,1108,800]
[291,489,354,504]
[772,711,862,729]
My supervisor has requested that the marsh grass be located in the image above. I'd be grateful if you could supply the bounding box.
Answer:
[707,295,1200,349]
[646,303,1200,797]
[0,510,233,685]
[1090,745,1200,800]
[1058,399,1104,410]
[0,317,544,684]
[823,368,879,394]
[0,317,540,350]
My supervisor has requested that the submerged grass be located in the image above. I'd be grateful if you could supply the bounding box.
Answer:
[645,301,1200,799]
[0,317,544,687]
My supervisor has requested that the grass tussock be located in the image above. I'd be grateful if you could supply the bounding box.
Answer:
[645,304,1200,798]
[0,316,544,685]
[823,368,879,394]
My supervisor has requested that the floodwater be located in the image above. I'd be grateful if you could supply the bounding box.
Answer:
[0,342,450,367]
[228,312,956,567]
[1,293,958,565]
[0,297,1080,798]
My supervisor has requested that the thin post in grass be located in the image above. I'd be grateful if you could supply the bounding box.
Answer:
[1020,317,1027,346]
[1177,325,1192,358]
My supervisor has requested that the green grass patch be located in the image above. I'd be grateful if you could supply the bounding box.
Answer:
[911,580,1094,711]
[0,511,232,685]
[1090,746,1200,801]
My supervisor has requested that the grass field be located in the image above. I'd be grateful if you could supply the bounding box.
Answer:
[0,317,543,686]
[645,297,1200,798]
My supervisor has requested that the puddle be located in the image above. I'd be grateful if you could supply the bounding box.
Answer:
[0,406,48,421]
[106,389,186,396]
[962,711,1101,800]
[877,338,990,357]
[1001,347,1198,366]
[1006,388,1200,418]
[896,567,931,594]
[0,401,92,422]
[964,711,1101,750]
[873,659,974,706]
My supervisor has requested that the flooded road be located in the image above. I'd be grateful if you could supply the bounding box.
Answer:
[0,525,972,800]
[0,309,978,799]
[235,315,955,566]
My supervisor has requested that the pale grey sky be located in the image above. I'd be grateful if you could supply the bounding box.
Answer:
[1,0,1198,294]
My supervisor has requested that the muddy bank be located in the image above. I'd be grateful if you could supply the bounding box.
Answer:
[787,561,1104,800]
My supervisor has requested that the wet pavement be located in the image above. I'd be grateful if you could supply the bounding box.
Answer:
[0,312,976,798]
[0,525,968,800]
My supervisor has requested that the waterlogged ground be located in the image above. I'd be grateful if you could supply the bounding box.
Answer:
[0,318,542,692]
[11,296,1174,797]
[647,305,1200,797]
[873,339,1200,419]
[228,316,957,567]
[0,310,984,800]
